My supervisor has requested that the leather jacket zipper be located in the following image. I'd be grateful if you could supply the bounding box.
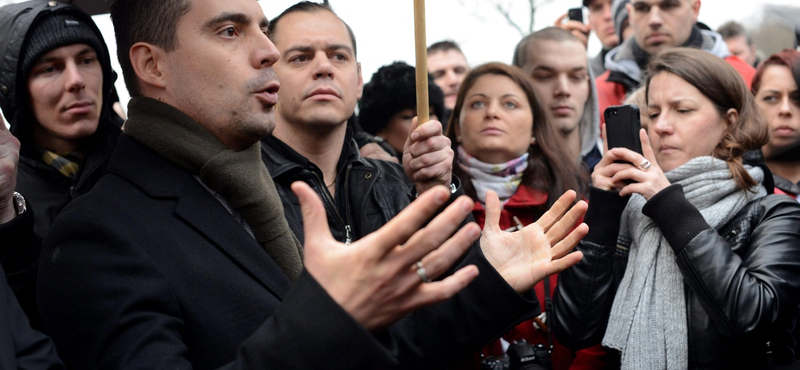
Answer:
[343,165,354,245]
[310,171,351,245]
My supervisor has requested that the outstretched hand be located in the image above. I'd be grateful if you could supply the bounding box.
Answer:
[295,182,480,332]
[480,189,587,293]
[0,122,20,224]
[403,117,453,195]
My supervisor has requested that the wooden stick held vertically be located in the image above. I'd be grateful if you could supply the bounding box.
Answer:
[414,0,429,125]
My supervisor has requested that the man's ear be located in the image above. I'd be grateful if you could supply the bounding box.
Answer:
[690,0,701,22]
[129,42,167,91]
[356,62,364,100]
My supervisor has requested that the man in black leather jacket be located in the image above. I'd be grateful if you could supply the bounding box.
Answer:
[263,130,418,245]
[262,3,595,369]
[263,2,456,244]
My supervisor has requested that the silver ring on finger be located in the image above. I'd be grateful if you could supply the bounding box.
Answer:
[639,159,651,171]
[415,261,431,283]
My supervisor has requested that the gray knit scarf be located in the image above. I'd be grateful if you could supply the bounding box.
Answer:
[124,97,304,281]
[603,156,766,369]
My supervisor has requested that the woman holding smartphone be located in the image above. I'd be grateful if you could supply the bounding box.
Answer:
[553,48,800,369]
[445,62,607,370]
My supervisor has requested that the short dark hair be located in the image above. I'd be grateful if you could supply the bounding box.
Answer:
[358,61,445,136]
[445,62,586,206]
[110,0,191,97]
[427,40,464,56]
[645,48,769,191]
[512,27,584,70]
[717,21,752,45]
[267,1,357,58]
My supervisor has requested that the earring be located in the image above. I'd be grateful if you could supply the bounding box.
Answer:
[530,136,537,145]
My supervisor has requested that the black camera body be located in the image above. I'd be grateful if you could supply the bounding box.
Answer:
[481,339,552,370]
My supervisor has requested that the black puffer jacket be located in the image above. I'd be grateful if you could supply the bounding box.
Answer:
[554,186,800,369]
[0,1,121,240]
[261,130,413,245]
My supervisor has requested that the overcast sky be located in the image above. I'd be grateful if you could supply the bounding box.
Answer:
[2,0,799,124]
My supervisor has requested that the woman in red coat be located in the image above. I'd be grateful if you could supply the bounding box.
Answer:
[445,62,607,370]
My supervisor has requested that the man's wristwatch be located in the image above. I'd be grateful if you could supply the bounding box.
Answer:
[12,191,26,215]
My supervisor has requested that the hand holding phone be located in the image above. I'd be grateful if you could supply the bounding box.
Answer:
[604,103,643,181]
[568,7,583,23]
[555,8,589,47]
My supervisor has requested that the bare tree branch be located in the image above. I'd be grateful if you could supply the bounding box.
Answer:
[461,0,560,38]
[458,0,494,24]
[493,3,525,36]
[528,0,535,34]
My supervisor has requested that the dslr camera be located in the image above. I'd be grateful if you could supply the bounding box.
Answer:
[480,339,552,370]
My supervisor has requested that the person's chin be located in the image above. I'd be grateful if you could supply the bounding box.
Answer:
[600,32,619,47]
[63,115,100,129]
[657,153,685,172]
[644,41,672,55]
[306,111,347,128]
[767,138,800,157]
[551,117,579,132]
[445,95,457,109]
[304,98,339,109]
[60,124,99,141]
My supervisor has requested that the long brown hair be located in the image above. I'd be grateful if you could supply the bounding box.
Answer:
[445,62,585,209]
[644,48,769,191]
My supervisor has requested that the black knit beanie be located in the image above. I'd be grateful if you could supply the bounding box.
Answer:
[611,0,630,43]
[358,61,445,136]
[20,12,106,87]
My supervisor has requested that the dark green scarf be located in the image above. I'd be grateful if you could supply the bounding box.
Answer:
[124,97,303,281]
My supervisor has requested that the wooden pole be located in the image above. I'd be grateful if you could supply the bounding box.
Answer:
[413,0,430,125]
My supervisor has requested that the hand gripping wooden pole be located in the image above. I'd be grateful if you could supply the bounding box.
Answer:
[414,0,430,125]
